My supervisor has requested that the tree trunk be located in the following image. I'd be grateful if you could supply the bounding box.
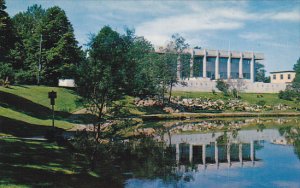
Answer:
[168,83,173,103]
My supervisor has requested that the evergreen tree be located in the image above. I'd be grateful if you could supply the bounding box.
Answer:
[41,6,83,85]
[0,0,16,81]
[293,58,300,91]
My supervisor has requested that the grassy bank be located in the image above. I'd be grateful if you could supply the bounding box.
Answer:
[0,137,119,188]
[0,85,84,137]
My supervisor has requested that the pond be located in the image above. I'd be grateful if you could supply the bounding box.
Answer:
[85,118,300,188]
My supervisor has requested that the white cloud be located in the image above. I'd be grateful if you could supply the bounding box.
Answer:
[239,32,272,41]
[271,10,300,21]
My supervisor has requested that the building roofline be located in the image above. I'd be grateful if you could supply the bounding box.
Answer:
[270,70,295,74]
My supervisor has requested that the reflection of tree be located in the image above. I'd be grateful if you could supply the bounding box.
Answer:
[72,133,185,186]
[279,126,300,159]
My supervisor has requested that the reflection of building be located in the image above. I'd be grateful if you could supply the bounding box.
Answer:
[160,129,285,170]
[270,71,296,84]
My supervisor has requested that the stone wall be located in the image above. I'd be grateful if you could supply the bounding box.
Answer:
[173,78,287,93]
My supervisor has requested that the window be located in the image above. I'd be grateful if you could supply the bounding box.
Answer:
[273,74,276,80]
[280,74,283,80]
[288,74,291,79]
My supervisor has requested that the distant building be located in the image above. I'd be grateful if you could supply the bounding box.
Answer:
[270,71,296,84]
[58,79,75,87]
[156,48,264,83]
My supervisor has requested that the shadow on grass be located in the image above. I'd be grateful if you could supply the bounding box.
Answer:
[0,138,123,188]
[0,116,52,137]
[0,90,71,119]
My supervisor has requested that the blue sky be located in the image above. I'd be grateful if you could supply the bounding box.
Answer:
[6,0,300,74]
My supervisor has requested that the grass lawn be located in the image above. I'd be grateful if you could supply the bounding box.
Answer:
[172,91,299,108]
[0,137,120,188]
[0,85,84,137]
[0,85,82,112]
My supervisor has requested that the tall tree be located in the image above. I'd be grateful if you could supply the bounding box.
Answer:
[292,57,300,92]
[42,6,83,85]
[157,34,190,103]
[255,63,269,83]
[12,5,83,85]
[12,4,45,83]
[0,0,16,80]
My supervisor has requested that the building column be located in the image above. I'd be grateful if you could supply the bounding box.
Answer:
[215,50,220,80]
[215,142,219,168]
[190,49,194,78]
[189,144,193,163]
[203,49,207,78]
[176,144,180,163]
[239,52,243,79]
[202,144,206,167]
[250,141,254,166]
[239,143,243,167]
[177,56,181,80]
[227,52,231,79]
[250,52,255,83]
[227,143,231,167]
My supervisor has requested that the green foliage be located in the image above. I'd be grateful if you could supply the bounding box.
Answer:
[0,63,13,80]
[255,63,269,82]
[216,79,229,96]
[11,5,83,85]
[76,26,129,119]
[0,0,16,63]
[293,58,300,91]
[257,100,266,106]
[278,90,298,101]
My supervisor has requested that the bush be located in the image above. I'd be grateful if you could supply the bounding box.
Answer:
[14,70,36,84]
[212,89,216,95]
[216,80,229,96]
[0,63,14,81]
[257,100,266,106]
[278,90,297,101]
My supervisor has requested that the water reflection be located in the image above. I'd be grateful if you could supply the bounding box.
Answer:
[74,118,300,187]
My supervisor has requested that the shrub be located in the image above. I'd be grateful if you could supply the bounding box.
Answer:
[212,89,216,95]
[278,90,297,101]
[257,100,266,106]
[216,80,229,96]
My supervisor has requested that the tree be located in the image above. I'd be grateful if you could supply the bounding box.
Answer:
[12,5,46,84]
[76,26,129,138]
[255,63,269,82]
[156,34,190,103]
[0,0,17,81]
[293,58,300,91]
[216,79,229,96]
[12,5,83,85]
[42,6,83,85]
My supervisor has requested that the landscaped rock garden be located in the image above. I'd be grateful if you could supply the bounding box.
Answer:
[134,96,293,113]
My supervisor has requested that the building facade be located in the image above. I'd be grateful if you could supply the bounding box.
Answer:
[176,49,264,83]
[156,48,289,93]
[270,71,296,84]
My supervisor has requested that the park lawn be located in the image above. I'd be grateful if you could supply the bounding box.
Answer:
[0,137,115,188]
[0,85,83,136]
[172,91,299,108]
[0,85,83,112]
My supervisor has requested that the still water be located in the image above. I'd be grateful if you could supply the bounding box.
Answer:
[99,118,300,188]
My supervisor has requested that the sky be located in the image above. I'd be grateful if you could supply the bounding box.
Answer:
[6,0,300,74]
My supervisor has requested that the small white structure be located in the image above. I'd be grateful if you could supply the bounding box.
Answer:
[58,79,75,88]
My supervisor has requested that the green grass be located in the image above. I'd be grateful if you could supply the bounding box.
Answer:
[173,91,299,108]
[0,85,84,136]
[0,85,82,112]
[0,137,117,187]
